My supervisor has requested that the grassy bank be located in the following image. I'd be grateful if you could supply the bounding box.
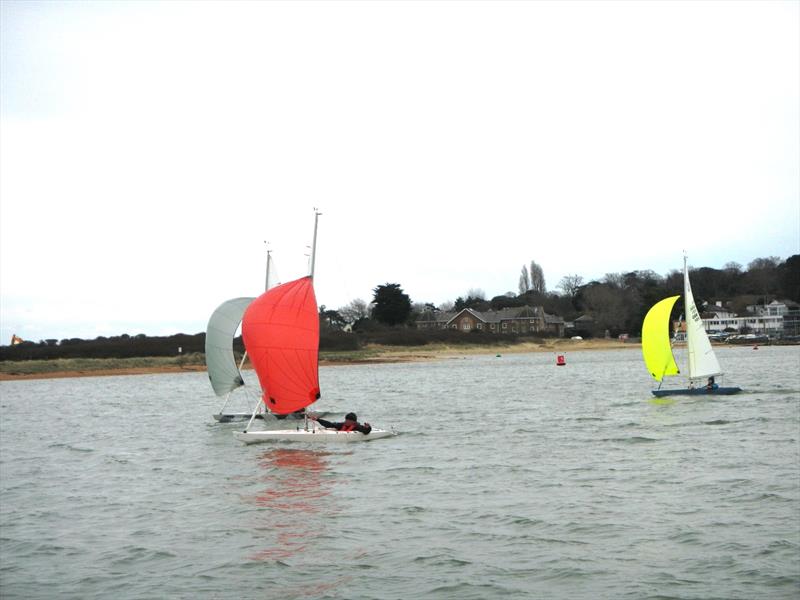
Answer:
[0,339,638,381]
[0,354,206,379]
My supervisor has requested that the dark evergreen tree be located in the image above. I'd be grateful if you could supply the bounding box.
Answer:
[454,295,490,311]
[371,283,412,326]
[778,254,800,302]
[319,306,347,330]
[490,294,525,310]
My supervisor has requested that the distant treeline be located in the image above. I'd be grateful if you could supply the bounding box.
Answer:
[0,327,526,362]
[3,254,798,361]
[444,254,800,338]
[1,333,207,361]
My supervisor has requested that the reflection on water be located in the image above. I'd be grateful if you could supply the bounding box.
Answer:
[247,449,338,562]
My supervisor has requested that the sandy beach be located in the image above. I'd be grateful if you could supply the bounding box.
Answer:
[0,339,637,381]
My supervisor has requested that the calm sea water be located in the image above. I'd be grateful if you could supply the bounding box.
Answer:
[1,346,798,599]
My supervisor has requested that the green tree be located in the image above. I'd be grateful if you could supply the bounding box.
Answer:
[779,254,800,301]
[490,294,524,310]
[454,289,490,311]
[319,305,346,330]
[371,283,412,326]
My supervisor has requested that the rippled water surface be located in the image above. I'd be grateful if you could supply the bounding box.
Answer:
[1,346,799,599]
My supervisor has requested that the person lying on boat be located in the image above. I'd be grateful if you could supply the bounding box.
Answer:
[308,412,372,434]
[706,376,719,391]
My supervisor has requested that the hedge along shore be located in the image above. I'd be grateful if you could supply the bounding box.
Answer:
[0,338,638,381]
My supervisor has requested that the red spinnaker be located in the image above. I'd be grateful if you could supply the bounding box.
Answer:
[241,276,320,415]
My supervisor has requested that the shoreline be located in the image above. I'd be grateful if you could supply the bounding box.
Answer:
[0,339,637,381]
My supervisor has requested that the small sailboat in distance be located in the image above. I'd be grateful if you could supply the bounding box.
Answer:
[642,254,742,397]
[234,210,395,444]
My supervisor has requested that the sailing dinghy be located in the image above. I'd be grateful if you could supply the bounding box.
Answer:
[206,250,314,422]
[234,212,395,444]
[642,254,742,397]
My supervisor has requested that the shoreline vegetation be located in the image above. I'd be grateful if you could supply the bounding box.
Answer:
[0,338,637,381]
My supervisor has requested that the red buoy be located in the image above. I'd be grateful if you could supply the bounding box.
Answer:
[556,353,566,366]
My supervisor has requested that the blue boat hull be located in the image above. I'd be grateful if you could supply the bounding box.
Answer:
[651,386,742,397]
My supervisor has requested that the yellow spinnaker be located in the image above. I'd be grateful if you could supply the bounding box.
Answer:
[642,295,680,381]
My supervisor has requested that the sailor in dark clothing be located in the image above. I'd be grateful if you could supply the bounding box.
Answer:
[309,412,372,434]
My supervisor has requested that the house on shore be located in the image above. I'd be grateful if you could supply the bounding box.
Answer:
[703,299,800,337]
[415,306,565,337]
[671,299,800,338]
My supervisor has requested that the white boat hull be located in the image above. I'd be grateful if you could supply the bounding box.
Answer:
[234,428,395,445]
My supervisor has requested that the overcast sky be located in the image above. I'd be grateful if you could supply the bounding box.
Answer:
[1,0,798,343]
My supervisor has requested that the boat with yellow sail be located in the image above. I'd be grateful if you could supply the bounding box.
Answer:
[642,254,742,397]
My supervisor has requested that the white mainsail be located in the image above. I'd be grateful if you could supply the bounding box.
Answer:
[205,297,255,396]
[683,256,722,380]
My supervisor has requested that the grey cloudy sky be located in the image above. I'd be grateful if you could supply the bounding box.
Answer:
[1,0,798,342]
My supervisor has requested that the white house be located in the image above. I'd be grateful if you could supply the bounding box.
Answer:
[702,299,799,336]
[746,299,795,317]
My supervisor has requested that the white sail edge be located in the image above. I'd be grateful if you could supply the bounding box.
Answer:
[684,256,722,380]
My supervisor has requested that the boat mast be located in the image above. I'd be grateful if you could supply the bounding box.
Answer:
[309,208,321,280]
[264,243,271,291]
[683,252,688,289]
[304,208,321,433]
[683,251,693,382]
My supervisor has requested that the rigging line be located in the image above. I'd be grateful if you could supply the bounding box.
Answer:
[218,390,234,415]
[656,367,665,391]
[244,368,269,432]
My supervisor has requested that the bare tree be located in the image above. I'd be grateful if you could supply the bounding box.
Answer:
[603,273,625,288]
[338,298,369,324]
[412,302,437,313]
[748,257,781,270]
[581,284,628,335]
[519,265,531,295]
[723,262,742,274]
[519,261,546,294]
[747,256,781,301]
[529,261,546,293]
[557,274,584,298]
